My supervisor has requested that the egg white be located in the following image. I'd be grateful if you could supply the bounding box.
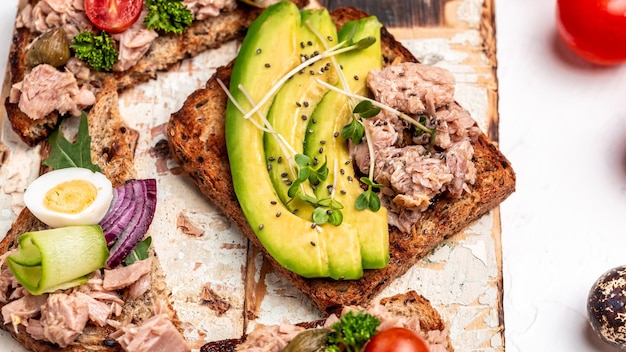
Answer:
[23,167,113,228]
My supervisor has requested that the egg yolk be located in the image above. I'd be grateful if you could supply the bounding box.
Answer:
[44,180,97,214]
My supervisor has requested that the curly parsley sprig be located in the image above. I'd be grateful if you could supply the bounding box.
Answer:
[326,310,381,352]
[144,0,193,34]
[71,31,118,72]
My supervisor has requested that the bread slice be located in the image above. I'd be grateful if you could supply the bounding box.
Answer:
[0,84,184,351]
[167,6,516,314]
[4,0,308,147]
[200,290,452,352]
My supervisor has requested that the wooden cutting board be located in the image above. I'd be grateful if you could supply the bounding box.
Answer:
[0,0,503,351]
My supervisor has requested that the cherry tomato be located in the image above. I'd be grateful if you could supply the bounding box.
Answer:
[556,0,626,65]
[363,327,430,352]
[84,0,143,33]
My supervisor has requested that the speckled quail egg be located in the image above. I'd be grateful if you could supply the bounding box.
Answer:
[587,265,626,350]
[23,167,113,228]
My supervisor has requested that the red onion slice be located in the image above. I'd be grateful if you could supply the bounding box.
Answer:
[105,179,157,268]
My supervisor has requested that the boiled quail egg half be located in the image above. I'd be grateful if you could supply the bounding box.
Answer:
[23,167,113,228]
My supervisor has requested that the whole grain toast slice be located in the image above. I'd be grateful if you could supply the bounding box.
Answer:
[200,290,452,352]
[0,84,183,352]
[167,6,516,314]
[4,0,309,147]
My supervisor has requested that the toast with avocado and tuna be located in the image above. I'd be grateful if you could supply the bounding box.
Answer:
[168,3,516,313]
[200,290,454,352]
[4,0,308,147]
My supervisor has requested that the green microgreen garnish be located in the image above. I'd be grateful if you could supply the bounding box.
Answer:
[124,236,152,266]
[356,177,383,212]
[299,194,344,226]
[287,154,329,198]
[43,112,101,172]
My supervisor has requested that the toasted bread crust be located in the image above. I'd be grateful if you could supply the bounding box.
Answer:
[168,7,516,314]
[4,0,308,146]
[200,290,451,352]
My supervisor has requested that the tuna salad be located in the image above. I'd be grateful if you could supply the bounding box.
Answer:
[0,251,188,351]
[351,62,481,233]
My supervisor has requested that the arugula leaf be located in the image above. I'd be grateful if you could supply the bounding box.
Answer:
[43,112,101,172]
[124,236,152,266]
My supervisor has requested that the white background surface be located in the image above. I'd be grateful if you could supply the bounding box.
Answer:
[1,0,626,351]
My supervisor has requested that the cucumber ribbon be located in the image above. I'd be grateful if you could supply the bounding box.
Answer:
[7,225,109,295]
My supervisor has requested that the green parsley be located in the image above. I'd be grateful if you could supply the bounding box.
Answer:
[326,310,381,352]
[124,236,153,266]
[144,0,193,34]
[43,112,101,172]
[71,31,118,72]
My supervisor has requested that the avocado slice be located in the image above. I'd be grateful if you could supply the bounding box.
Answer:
[263,8,339,219]
[304,16,390,269]
[226,1,329,278]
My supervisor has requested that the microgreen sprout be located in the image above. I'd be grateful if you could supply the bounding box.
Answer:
[243,36,376,120]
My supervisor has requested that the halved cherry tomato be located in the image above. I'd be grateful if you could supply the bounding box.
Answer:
[84,0,143,33]
[556,0,626,65]
[363,327,430,352]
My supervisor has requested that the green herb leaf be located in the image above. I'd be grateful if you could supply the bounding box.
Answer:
[43,112,101,172]
[340,119,364,145]
[360,177,384,189]
[355,36,376,50]
[328,208,343,226]
[327,311,380,352]
[71,31,118,72]
[352,100,380,119]
[144,0,193,34]
[312,207,329,225]
[124,236,152,266]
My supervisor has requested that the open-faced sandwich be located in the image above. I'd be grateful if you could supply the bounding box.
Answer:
[168,0,516,313]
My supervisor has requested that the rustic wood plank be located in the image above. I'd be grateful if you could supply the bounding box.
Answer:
[318,0,449,27]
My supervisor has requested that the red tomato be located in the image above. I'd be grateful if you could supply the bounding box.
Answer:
[556,0,626,65]
[363,327,430,352]
[84,0,143,33]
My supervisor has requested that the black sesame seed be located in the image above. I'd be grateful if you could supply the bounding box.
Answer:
[267,164,272,171]
[285,180,292,186]
[300,41,305,48]
[340,190,347,194]
[313,50,319,56]
[281,172,288,177]
[312,118,317,124]
[320,140,325,144]
[271,200,277,205]
[276,212,282,217]
[268,156,275,161]
[327,36,333,41]
[307,40,313,46]
[310,241,316,246]
[296,102,302,107]
[354,75,359,80]
[277,156,283,163]
[309,70,315,75]
[326,209,333,215]
[347,176,353,182]
[103,339,117,347]
[256,48,262,54]
[259,224,265,230]
[303,101,309,107]
[318,147,324,153]
[265,63,271,68]
[340,169,345,175]
[293,209,299,214]
[311,223,317,229]
[345,160,351,165]
[334,132,340,137]
[301,114,308,120]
